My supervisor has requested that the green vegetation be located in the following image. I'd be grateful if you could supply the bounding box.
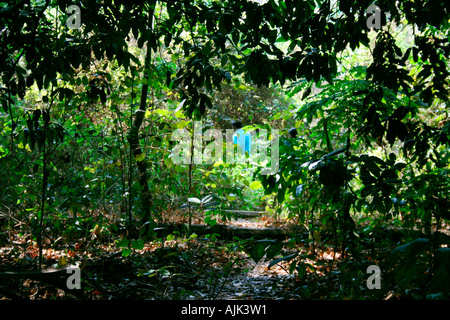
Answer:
[0,0,448,300]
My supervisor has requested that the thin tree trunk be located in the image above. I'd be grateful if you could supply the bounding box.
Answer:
[38,108,50,271]
[188,127,194,234]
[127,4,156,238]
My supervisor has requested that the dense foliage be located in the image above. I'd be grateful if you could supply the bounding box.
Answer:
[0,0,449,300]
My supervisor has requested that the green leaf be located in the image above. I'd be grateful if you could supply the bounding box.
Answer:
[227,193,236,201]
[265,242,283,260]
[82,75,88,86]
[248,243,267,264]
[14,65,27,76]
[201,195,214,204]
[131,239,145,250]
[121,248,132,257]
[174,99,186,113]
[289,260,298,274]
[205,215,217,226]
[135,153,146,162]
[167,234,176,241]
[388,152,396,165]
[268,253,298,270]
[117,238,129,248]
[250,181,262,190]
[394,162,407,171]
[276,35,288,43]
[248,240,277,263]
[364,157,382,177]
[156,109,170,116]
[188,197,201,204]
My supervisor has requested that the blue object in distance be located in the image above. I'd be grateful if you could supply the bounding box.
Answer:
[233,128,252,155]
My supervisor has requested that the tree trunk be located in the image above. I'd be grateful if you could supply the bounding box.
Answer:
[127,4,156,238]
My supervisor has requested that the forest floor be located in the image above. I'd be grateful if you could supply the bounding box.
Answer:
[0,211,446,300]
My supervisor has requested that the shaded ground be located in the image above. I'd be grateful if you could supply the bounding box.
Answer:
[1,212,447,300]
[0,238,344,300]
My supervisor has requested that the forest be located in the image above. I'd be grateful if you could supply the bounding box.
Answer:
[0,0,449,303]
